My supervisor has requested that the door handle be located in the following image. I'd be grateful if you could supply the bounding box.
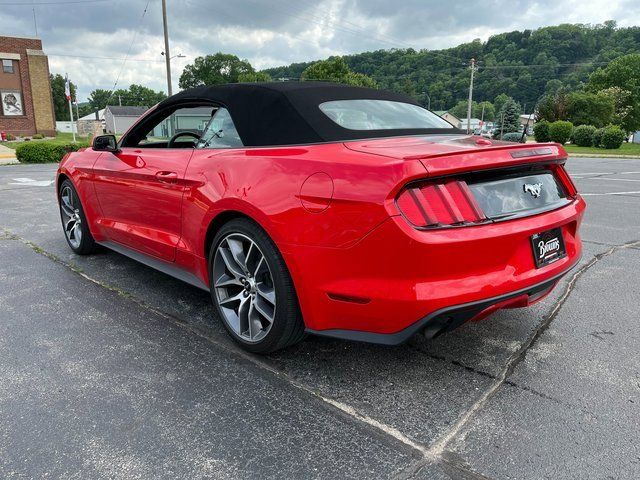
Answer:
[156,171,178,183]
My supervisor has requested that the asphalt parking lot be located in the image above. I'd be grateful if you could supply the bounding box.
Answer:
[0,157,639,479]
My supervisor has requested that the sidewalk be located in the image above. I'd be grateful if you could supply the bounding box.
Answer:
[0,144,18,165]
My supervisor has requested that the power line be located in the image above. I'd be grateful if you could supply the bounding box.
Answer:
[0,0,109,4]
[105,0,151,104]
[48,53,162,63]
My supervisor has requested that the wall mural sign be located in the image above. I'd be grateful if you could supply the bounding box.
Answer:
[1,91,23,116]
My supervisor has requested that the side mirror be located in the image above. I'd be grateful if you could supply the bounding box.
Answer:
[93,134,119,152]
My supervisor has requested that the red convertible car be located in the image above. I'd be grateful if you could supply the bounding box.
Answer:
[57,82,585,353]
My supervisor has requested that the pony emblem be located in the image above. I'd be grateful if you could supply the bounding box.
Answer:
[523,182,543,198]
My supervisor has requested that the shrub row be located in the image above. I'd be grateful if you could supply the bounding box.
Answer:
[502,132,526,143]
[534,120,626,149]
[572,124,626,149]
[534,120,574,144]
[15,142,86,164]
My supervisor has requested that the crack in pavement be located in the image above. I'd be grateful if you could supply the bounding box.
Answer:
[423,239,640,461]
[5,227,637,480]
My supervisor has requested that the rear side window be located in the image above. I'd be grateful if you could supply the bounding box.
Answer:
[319,99,453,130]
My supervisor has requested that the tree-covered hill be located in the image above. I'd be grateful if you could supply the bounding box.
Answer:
[263,22,640,111]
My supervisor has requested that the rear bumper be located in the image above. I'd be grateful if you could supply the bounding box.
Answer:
[305,260,577,345]
[282,195,586,341]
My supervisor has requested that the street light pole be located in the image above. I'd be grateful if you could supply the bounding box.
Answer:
[424,92,431,110]
[161,0,172,96]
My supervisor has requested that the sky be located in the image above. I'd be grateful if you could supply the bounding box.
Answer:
[0,0,638,101]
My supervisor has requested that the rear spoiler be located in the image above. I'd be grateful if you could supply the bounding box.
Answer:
[405,143,567,178]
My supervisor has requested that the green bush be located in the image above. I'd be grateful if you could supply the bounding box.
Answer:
[502,132,526,143]
[548,121,573,144]
[572,125,597,147]
[600,125,626,149]
[533,121,551,142]
[32,133,44,139]
[5,133,16,141]
[16,142,84,164]
[592,128,605,147]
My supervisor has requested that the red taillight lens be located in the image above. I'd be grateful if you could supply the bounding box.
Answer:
[396,180,487,228]
[553,165,578,198]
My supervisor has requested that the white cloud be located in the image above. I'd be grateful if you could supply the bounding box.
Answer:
[0,0,636,100]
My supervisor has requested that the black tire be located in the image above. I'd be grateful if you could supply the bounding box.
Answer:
[58,179,98,255]
[209,218,305,354]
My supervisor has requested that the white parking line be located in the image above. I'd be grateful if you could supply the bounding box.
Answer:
[572,171,640,177]
[581,191,640,196]
[9,177,54,187]
[577,177,640,183]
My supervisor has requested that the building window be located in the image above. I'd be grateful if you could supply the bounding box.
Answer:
[2,59,14,74]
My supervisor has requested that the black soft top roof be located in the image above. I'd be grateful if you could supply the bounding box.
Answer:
[143,82,461,147]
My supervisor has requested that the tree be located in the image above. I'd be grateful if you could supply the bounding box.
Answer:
[535,88,570,122]
[112,84,166,107]
[493,94,512,115]
[86,85,166,110]
[493,98,521,138]
[587,54,640,132]
[449,100,469,119]
[87,89,112,111]
[50,73,77,121]
[301,57,376,87]
[599,87,635,131]
[449,100,494,122]
[474,101,495,121]
[179,53,255,89]
[566,91,614,127]
[263,24,640,116]
[238,71,272,83]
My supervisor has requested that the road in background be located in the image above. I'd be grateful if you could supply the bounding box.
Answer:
[0,157,638,479]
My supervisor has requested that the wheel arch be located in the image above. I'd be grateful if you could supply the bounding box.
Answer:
[56,172,70,195]
[203,210,254,261]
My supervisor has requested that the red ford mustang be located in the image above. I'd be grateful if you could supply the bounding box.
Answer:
[57,82,585,353]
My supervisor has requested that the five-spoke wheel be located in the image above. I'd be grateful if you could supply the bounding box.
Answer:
[58,179,97,255]
[209,218,305,353]
[213,233,276,343]
[60,185,83,249]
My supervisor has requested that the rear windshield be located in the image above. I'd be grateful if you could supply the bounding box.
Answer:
[319,99,454,131]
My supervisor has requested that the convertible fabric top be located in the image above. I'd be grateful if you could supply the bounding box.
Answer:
[147,82,462,147]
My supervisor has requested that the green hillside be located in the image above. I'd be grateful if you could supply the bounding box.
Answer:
[263,22,640,110]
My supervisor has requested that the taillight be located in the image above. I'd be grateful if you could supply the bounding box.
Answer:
[553,164,578,198]
[396,180,487,228]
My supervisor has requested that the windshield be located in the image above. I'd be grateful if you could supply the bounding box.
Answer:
[319,99,454,131]
[196,107,243,149]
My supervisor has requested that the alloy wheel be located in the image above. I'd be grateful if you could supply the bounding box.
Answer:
[213,233,277,343]
[60,185,83,249]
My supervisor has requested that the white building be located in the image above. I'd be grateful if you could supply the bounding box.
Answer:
[104,105,148,134]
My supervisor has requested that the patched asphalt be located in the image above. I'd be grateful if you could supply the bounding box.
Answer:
[0,157,638,479]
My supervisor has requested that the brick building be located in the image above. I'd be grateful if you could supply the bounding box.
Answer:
[0,35,55,137]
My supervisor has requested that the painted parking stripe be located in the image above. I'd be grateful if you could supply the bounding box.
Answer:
[9,177,54,187]
[581,191,640,196]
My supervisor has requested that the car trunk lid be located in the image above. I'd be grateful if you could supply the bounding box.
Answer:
[344,135,576,228]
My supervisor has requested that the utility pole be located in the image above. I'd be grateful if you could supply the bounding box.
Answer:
[466,58,476,134]
[480,103,485,133]
[424,92,431,110]
[161,0,172,96]
[500,112,505,140]
[118,95,122,106]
